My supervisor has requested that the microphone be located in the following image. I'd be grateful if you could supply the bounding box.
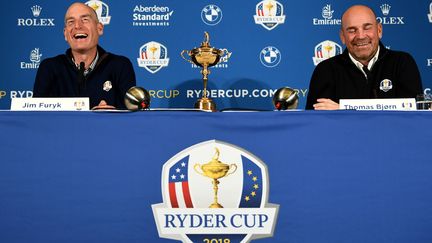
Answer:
[124,86,151,111]
[77,62,85,92]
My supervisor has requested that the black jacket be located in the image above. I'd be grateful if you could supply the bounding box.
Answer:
[306,42,423,109]
[33,46,136,109]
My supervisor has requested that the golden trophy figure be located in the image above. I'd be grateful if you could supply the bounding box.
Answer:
[265,1,274,16]
[150,44,158,59]
[324,43,333,58]
[194,148,237,208]
[181,32,230,111]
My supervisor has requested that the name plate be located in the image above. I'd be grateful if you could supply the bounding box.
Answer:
[11,98,89,111]
[339,98,416,111]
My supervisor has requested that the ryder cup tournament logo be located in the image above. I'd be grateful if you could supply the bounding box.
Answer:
[137,41,170,74]
[254,0,286,30]
[376,3,405,25]
[201,5,223,26]
[152,140,279,243]
[132,4,173,27]
[312,40,342,66]
[17,5,55,27]
[85,0,111,25]
[380,79,393,92]
[312,4,341,25]
[20,48,42,69]
[260,46,281,68]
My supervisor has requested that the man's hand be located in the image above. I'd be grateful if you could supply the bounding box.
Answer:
[91,100,116,110]
[313,98,339,110]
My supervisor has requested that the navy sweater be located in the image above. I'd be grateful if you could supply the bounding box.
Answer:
[33,46,136,109]
[306,42,423,109]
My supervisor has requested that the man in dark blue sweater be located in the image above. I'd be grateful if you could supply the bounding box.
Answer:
[33,2,136,110]
[306,5,422,110]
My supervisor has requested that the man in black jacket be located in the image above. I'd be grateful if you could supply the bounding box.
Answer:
[306,5,422,110]
[33,2,136,109]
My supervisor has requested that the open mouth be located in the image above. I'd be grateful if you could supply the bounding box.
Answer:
[73,33,88,40]
[354,42,370,47]
[353,39,371,48]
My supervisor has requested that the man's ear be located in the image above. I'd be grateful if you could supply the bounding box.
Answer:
[63,28,67,42]
[377,23,383,39]
[97,22,104,36]
[339,29,346,45]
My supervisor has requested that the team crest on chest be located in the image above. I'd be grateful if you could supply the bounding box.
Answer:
[380,79,393,92]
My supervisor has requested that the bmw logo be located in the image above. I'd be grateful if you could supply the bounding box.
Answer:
[260,46,282,68]
[201,5,223,26]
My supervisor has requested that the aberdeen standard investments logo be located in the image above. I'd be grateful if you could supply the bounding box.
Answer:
[254,0,285,30]
[85,0,111,25]
[17,5,55,26]
[133,4,173,27]
[152,140,279,243]
[137,41,169,73]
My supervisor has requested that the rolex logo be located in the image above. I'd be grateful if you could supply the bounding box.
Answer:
[31,5,42,17]
[380,4,391,16]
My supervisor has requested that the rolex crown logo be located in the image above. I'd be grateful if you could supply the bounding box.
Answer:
[380,4,391,16]
[31,5,42,17]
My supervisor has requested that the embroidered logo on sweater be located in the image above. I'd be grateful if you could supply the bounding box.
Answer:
[380,79,393,92]
[103,81,112,92]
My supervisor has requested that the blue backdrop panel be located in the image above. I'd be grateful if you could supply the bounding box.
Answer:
[1,0,432,110]
[1,111,432,242]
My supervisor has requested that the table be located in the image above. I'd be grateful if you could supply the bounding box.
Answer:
[1,111,431,243]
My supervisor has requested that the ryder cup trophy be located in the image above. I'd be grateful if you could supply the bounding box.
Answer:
[181,32,230,111]
[194,148,237,208]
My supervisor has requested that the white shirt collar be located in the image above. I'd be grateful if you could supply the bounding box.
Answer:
[348,45,380,77]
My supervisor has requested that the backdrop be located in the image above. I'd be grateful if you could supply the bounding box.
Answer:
[1,0,431,110]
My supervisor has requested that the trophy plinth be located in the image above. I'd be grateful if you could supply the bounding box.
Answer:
[181,32,230,112]
[194,148,237,208]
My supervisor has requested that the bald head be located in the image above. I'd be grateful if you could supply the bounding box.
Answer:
[339,5,382,66]
[341,5,378,30]
[64,2,99,25]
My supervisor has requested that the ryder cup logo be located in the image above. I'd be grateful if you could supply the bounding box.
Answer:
[85,0,111,25]
[137,41,169,74]
[254,0,286,30]
[380,79,393,92]
[376,4,405,25]
[17,5,55,26]
[152,140,279,243]
[313,4,341,25]
[201,5,223,26]
[312,40,342,66]
[260,46,281,68]
[20,48,42,69]
[428,3,432,23]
